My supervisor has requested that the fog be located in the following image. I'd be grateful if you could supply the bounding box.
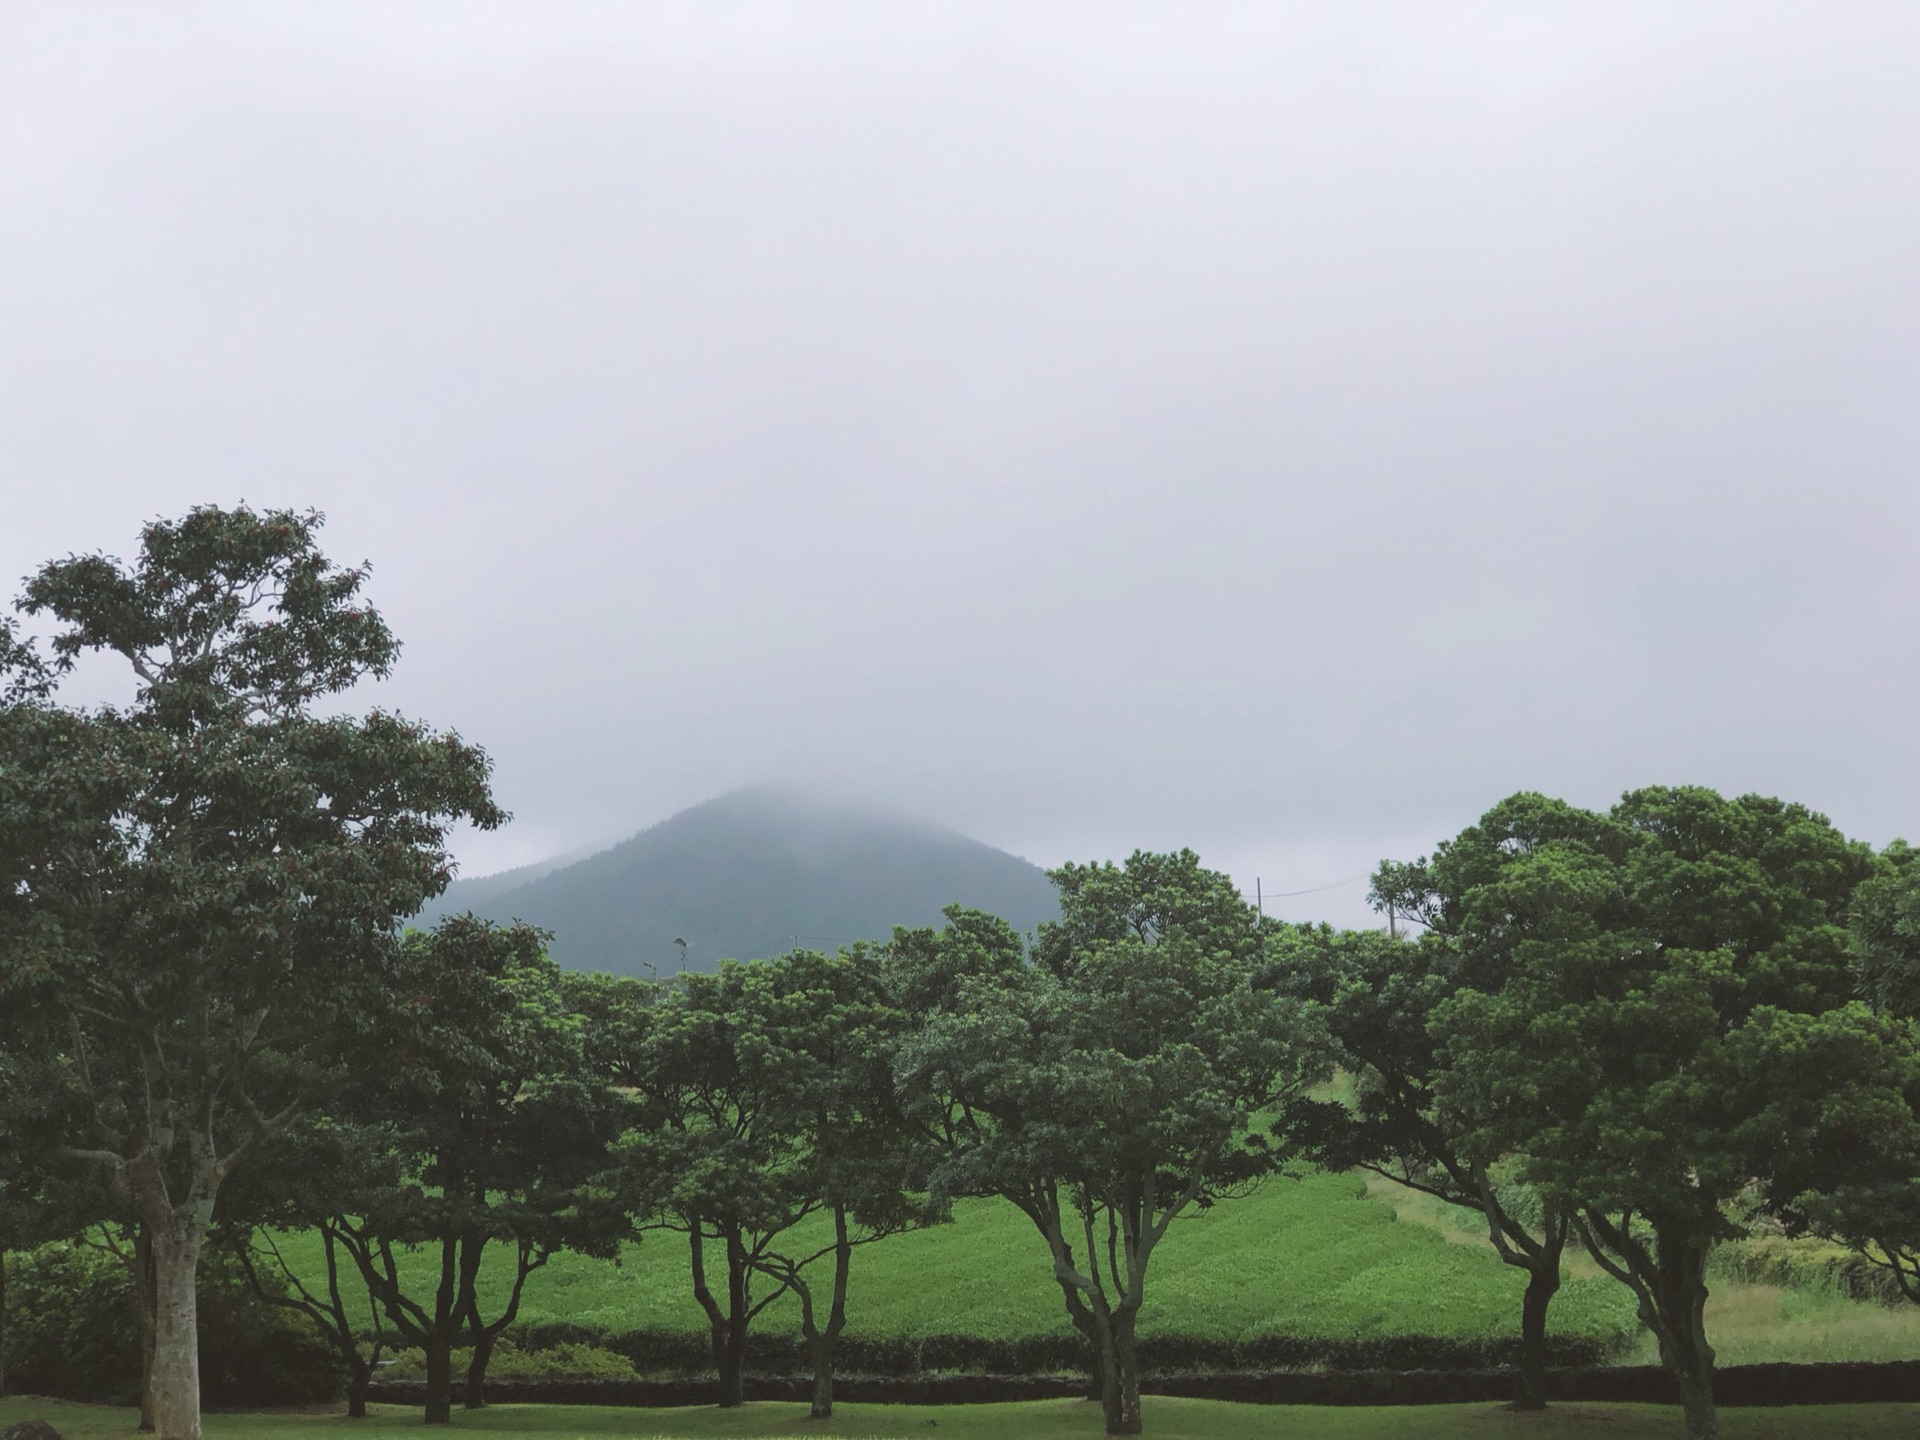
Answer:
[3,4,1915,926]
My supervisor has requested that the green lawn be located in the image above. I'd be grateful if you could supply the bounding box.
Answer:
[269,1171,1636,1352]
[7,1396,1920,1440]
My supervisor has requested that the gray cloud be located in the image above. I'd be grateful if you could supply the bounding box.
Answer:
[3,3,1915,927]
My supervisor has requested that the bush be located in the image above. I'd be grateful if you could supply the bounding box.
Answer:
[1715,1234,1910,1307]
[382,1340,637,1381]
[2,1243,140,1401]
[0,1239,340,1405]
[561,1325,1620,1378]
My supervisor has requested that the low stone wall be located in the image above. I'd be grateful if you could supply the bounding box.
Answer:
[367,1360,1920,1409]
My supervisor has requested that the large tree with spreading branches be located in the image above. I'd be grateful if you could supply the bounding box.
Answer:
[0,506,503,1440]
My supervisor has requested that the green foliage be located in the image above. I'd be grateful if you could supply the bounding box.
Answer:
[1852,842,1920,1016]
[1,1241,339,1405]
[381,1340,637,1381]
[1402,786,1903,1437]
[0,504,506,1439]
[899,854,1335,1431]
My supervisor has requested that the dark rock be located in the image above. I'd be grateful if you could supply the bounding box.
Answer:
[1,1419,67,1440]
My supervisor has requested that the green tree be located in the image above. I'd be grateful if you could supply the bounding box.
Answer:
[1781,847,1920,1301]
[212,1118,400,1419]
[894,854,1331,1437]
[0,506,502,1440]
[730,947,943,1418]
[320,917,626,1424]
[1421,788,1886,1440]
[1273,922,1573,1410]
[607,958,827,1408]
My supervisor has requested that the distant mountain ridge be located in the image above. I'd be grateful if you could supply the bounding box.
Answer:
[418,786,1059,976]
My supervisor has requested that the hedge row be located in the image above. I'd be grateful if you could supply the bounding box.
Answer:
[506,1322,1619,1376]
[1714,1234,1910,1306]
[370,1359,1920,1408]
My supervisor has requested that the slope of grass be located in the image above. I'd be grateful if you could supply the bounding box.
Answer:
[268,1171,1637,1352]
[1363,1175,1920,1365]
[8,1396,1920,1440]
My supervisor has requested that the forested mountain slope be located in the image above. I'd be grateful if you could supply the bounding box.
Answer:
[418,786,1059,974]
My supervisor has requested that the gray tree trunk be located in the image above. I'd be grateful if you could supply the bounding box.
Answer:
[146,1211,207,1440]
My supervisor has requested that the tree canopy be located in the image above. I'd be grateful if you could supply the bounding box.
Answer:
[895,854,1331,1436]
[0,506,503,1440]
[1403,787,1897,1440]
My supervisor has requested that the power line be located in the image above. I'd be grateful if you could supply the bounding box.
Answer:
[1245,872,1370,901]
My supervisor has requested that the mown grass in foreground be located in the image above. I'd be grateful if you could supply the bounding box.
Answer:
[6,1396,1920,1440]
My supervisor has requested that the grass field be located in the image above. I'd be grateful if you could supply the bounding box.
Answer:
[271,1171,1639,1353]
[266,1166,1920,1369]
[1361,1178,1920,1366]
[7,1396,1920,1440]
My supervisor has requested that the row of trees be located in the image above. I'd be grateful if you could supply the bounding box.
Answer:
[1283,790,1920,1440]
[153,859,1313,1435]
[3,506,1919,1440]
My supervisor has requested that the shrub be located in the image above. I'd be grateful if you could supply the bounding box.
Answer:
[1,1240,340,1405]
[382,1341,636,1381]
[2,1243,140,1401]
[1715,1235,1909,1307]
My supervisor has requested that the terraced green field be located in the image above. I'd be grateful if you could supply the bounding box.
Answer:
[273,1171,1638,1354]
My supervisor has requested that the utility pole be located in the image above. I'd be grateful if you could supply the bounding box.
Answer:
[1256,877,1263,926]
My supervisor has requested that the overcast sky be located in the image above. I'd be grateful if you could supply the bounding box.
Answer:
[3,4,1915,926]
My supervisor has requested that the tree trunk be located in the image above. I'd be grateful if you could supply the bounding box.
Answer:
[1516,1259,1560,1410]
[458,1232,490,1410]
[147,1209,207,1440]
[1050,1272,1106,1401]
[689,1224,748,1408]
[422,1333,453,1426]
[718,1237,750,1409]
[1584,1213,1716,1440]
[345,1360,371,1420]
[133,1225,157,1432]
[1676,1363,1717,1440]
[806,1208,852,1419]
[1087,1305,1122,1434]
[1651,1262,1716,1440]
[422,1235,459,1425]
[464,1328,497,1410]
[1105,1309,1142,1436]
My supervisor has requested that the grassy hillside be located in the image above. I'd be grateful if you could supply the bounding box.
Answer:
[420,787,1060,975]
[270,1171,1638,1356]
